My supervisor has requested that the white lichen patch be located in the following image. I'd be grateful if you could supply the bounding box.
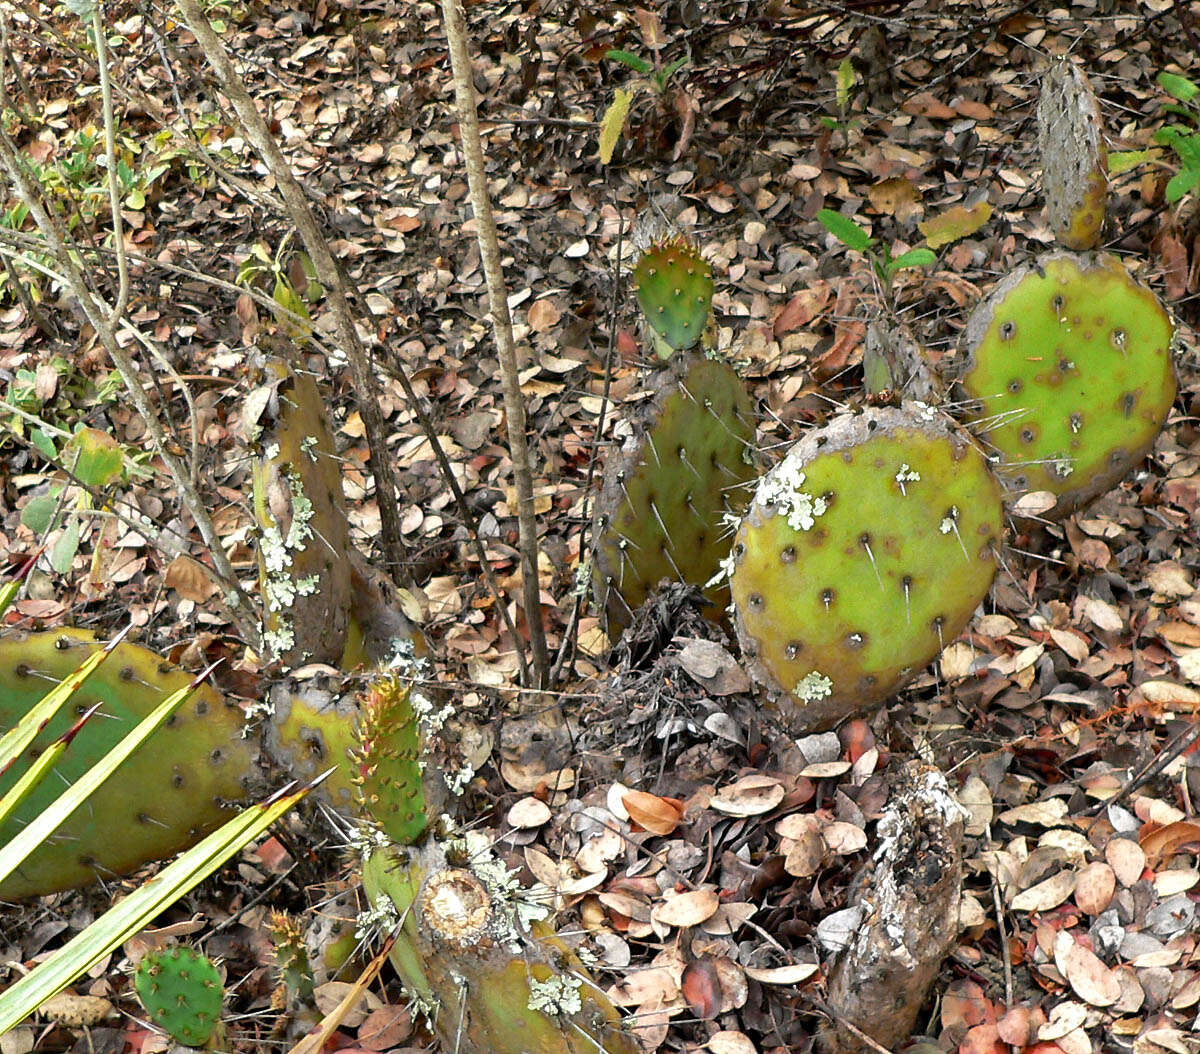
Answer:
[939,507,958,534]
[795,671,833,702]
[757,459,827,532]
[1052,457,1074,479]
[300,434,319,461]
[349,823,392,864]
[527,975,584,1016]
[706,547,737,589]
[912,401,938,422]
[354,894,400,940]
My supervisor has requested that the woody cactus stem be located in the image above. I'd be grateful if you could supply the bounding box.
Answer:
[440,0,550,688]
[174,0,412,584]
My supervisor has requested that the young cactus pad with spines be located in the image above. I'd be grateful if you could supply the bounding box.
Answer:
[958,252,1176,518]
[593,355,756,631]
[632,238,714,358]
[730,405,1003,732]
[1037,60,1108,250]
[134,946,225,1048]
[0,629,254,900]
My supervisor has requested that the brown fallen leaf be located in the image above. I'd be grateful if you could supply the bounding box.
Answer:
[622,788,685,835]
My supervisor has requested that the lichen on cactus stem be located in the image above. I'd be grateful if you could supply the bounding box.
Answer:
[593,354,756,632]
[958,252,1176,518]
[0,629,254,900]
[730,404,1003,732]
[248,351,352,667]
[361,838,639,1054]
[632,237,714,358]
[1037,59,1108,250]
[134,946,225,1049]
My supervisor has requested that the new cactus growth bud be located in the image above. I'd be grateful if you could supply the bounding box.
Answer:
[958,252,1175,518]
[730,405,1003,731]
[361,839,638,1054]
[632,238,714,358]
[249,354,352,667]
[351,674,428,846]
[134,946,225,1049]
[1037,60,1108,250]
[0,629,254,900]
[593,355,756,632]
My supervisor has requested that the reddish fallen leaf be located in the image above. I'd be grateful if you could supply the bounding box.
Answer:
[622,789,685,835]
[681,958,721,1020]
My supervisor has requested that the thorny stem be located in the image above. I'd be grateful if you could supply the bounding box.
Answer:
[0,15,261,650]
[174,0,414,586]
[440,0,550,688]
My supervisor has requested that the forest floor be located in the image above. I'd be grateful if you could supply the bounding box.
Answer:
[2,0,1200,1052]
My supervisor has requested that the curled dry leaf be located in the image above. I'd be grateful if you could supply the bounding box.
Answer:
[622,789,686,835]
[1073,861,1116,915]
[740,963,819,985]
[1054,931,1121,1007]
[507,796,552,829]
[822,821,867,855]
[606,967,682,1008]
[706,1031,757,1054]
[709,775,785,816]
[1010,870,1076,912]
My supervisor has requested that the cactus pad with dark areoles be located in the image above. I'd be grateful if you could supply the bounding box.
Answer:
[0,629,254,900]
[1037,60,1108,250]
[730,405,1003,733]
[958,252,1176,518]
[134,946,225,1048]
[593,355,756,632]
[633,238,714,358]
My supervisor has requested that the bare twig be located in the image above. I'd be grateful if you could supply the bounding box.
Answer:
[173,0,413,585]
[440,0,549,688]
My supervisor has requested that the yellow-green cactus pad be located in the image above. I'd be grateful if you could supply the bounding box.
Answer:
[0,629,254,899]
[633,238,714,357]
[730,406,1002,732]
[959,252,1175,518]
[1037,60,1108,250]
[593,355,756,632]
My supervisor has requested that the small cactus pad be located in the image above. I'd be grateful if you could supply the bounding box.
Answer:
[862,322,944,404]
[1037,60,1107,250]
[632,238,714,357]
[0,629,253,900]
[959,252,1175,517]
[593,355,756,632]
[730,405,1003,732]
[134,946,224,1048]
[248,354,351,667]
[351,674,428,845]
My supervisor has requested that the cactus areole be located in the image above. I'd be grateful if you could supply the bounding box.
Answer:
[959,252,1176,518]
[730,405,1003,731]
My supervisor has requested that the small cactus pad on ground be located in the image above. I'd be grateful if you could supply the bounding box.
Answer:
[362,839,639,1054]
[134,946,225,1048]
[593,355,756,632]
[730,405,1003,732]
[1037,60,1108,250]
[632,238,714,357]
[958,252,1175,518]
[0,629,253,900]
[248,354,352,667]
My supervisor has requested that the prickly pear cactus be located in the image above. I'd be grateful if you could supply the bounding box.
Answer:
[1037,60,1108,250]
[862,321,944,404]
[248,352,352,667]
[958,252,1175,518]
[632,238,714,358]
[730,405,1003,732]
[361,837,639,1054]
[593,355,756,631]
[0,629,254,900]
[134,946,225,1048]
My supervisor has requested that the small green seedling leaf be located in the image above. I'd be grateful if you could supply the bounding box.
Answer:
[836,58,856,109]
[817,209,873,252]
[49,522,79,575]
[599,89,635,164]
[605,49,653,76]
[1166,166,1200,203]
[68,427,124,488]
[1158,71,1199,104]
[889,248,937,271]
[1107,149,1156,176]
[20,493,60,535]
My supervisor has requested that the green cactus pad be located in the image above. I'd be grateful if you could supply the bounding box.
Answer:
[352,674,428,845]
[362,840,638,1054]
[249,353,352,667]
[959,252,1175,517]
[730,405,1003,732]
[593,355,756,632]
[1037,60,1107,250]
[134,946,224,1048]
[633,238,714,357]
[0,629,254,900]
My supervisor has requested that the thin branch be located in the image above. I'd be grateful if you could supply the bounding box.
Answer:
[440,0,549,688]
[173,0,413,585]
